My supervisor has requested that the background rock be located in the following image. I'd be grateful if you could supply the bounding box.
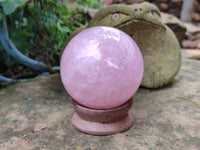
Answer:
[162,12,186,42]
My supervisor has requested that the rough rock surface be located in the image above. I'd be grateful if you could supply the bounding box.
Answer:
[0,51,200,150]
[161,12,186,43]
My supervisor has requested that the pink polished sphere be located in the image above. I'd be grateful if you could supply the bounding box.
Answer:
[60,26,143,109]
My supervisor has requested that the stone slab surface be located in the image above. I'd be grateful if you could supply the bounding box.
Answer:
[0,52,200,150]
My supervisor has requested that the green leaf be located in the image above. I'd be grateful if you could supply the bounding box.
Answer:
[59,26,71,33]
[0,13,2,21]
[1,0,29,15]
[57,22,71,33]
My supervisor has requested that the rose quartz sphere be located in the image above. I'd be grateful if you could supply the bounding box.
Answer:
[60,26,143,109]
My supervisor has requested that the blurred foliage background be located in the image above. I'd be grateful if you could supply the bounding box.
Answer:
[0,0,102,88]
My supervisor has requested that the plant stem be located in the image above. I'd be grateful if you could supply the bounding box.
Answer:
[0,72,50,83]
[0,15,60,72]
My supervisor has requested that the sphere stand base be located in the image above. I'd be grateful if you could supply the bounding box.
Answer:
[70,98,133,135]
